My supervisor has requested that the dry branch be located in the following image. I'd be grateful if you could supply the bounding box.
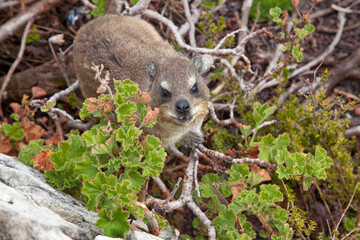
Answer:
[0,0,62,43]
[143,9,270,56]
[198,145,277,170]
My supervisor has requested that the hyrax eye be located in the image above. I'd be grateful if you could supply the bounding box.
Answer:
[190,83,199,95]
[161,88,172,99]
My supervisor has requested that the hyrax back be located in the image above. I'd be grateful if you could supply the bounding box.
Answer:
[73,15,209,148]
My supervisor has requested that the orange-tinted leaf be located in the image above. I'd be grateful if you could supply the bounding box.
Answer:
[86,105,98,113]
[0,135,13,154]
[21,117,47,142]
[135,90,151,103]
[10,102,27,117]
[33,149,54,172]
[143,107,159,124]
[246,145,259,158]
[231,179,245,202]
[31,86,47,99]
[250,165,271,182]
[45,132,62,146]
[103,102,113,112]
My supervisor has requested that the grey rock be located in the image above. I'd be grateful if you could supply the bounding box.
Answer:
[0,154,179,240]
[0,153,103,240]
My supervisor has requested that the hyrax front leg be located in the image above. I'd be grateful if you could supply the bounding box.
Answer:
[180,130,204,149]
[180,120,205,149]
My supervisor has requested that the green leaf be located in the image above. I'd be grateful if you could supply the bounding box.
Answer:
[50,135,86,170]
[303,176,314,190]
[40,101,56,112]
[75,152,100,181]
[268,206,287,224]
[118,168,146,192]
[274,149,290,165]
[258,133,289,162]
[252,102,276,127]
[1,122,24,141]
[96,207,130,238]
[106,179,136,206]
[141,135,166,178]
[259,185,283,204]
[199,173,219,198]
[126,204,144,220]
[91,135,117,155]
[82,172,117,211]
[227,164,249,185]
[115,101,137,122]
[114,119,141,151]
[211,208,236,233]
[82,125,110,147]
[276,165,293,180]
[269,7,282,18]
[201,1,215,9]
[240,125,251,138]
[344,217,356,231]
[292,45,303,63]
[304,24,315,34]
[45,134,86,190]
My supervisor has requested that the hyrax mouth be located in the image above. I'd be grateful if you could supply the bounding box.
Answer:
[175,114,193,124]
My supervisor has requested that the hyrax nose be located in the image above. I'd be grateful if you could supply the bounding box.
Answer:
[176,99,190,115]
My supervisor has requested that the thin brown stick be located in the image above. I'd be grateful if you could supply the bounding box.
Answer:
[164,177,182,204]
[332,182,359,239]
[0,19,33,118]
[256,212,274,235]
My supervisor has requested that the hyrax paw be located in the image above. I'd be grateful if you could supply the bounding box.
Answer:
[183,131,204,149]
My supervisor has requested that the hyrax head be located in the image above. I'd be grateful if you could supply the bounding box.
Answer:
[146,57,210,127]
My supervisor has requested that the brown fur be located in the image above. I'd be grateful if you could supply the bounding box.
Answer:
[73,15,209,147]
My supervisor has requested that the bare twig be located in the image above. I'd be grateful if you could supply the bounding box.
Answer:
[332,182,359,239]
[211,183,229,207]
[81,0,97,10]
[48,81,79,103]
[164,177,182,204]
[238,0,253,41]
[146,151,216,239]
[220,59,246,91]
[0,20,33,118]
[198,144,277,170]
[183,0,196,47]
[124,0,151,16]
[193,151,200,198]
[153,176,171,197]
[0,0,62,43]
[134,201,160,236]
[178,0,201,37]
[49,34,71,86]
[143,9,270,56]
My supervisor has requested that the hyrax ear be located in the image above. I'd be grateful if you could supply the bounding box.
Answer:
[147,60,158,81]
[191,56,202,73]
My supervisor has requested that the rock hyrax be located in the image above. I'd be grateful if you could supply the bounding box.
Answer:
[73,15,210,148]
